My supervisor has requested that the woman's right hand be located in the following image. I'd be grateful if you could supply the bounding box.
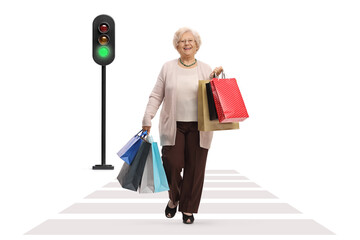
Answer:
[142,126,151,134]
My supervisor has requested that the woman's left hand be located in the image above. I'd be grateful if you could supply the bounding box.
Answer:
[211,66,223,78]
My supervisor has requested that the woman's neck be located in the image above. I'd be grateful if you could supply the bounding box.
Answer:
[180,56,196,65]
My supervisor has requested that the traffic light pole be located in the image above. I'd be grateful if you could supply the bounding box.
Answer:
[93,65,114,170]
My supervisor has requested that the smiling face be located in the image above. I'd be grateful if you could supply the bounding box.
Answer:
[177,31,198,58]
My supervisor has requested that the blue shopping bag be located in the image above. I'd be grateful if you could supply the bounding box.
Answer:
[152,141,169,193]
[117,130,147,165]
[117,140,151,191]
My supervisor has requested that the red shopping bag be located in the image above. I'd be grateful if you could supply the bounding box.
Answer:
[210,77,249,123]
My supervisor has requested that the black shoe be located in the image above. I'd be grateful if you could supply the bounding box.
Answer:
[165,201,177,218]
[182,212,194,224]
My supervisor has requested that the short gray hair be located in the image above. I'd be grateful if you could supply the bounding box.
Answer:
[173,27,202,52]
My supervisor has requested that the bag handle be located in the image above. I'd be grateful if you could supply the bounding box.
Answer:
[134,129,145,137]
[140,130,149,143]
[140,130,148,137]
[134,129,142,136]
[213,71,226,79]
[134,129,148,138]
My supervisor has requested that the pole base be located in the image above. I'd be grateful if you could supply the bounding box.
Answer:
[92,164,114,170]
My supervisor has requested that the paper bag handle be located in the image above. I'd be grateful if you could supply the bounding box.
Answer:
[213,71,226,79]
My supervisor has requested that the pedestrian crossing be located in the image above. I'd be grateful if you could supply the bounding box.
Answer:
[60,203,301,214]
[25,169,334,236]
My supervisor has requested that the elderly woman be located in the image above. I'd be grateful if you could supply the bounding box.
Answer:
[142,27,223,224]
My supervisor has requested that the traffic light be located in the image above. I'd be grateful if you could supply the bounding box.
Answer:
[92,15,115,170]
[92,15,115,66]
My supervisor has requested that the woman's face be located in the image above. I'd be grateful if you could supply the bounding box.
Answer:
[177,32,198,58]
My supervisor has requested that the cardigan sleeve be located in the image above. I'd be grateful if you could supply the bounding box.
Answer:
[142,64,166,127]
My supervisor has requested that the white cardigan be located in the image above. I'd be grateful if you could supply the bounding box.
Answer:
[142,59,214,149]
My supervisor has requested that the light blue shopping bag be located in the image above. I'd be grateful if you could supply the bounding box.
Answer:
[152,141,169,193]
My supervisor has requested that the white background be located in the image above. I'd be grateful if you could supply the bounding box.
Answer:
[0,0,359,239]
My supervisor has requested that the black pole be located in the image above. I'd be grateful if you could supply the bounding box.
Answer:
[93,65,114,170]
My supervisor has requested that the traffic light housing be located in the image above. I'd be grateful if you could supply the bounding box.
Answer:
[93,15,115,66]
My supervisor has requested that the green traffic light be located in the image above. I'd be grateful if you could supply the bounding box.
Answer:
[98,46,110,58]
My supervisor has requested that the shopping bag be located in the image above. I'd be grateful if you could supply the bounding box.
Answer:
[117,140,151,191]
[206,82,218,120]
[198,80,239,131]
[139,136,155,193]
[152,141,169,193]
[117,162,131,190]
[117,130,147,165]
[211,77,249,123]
